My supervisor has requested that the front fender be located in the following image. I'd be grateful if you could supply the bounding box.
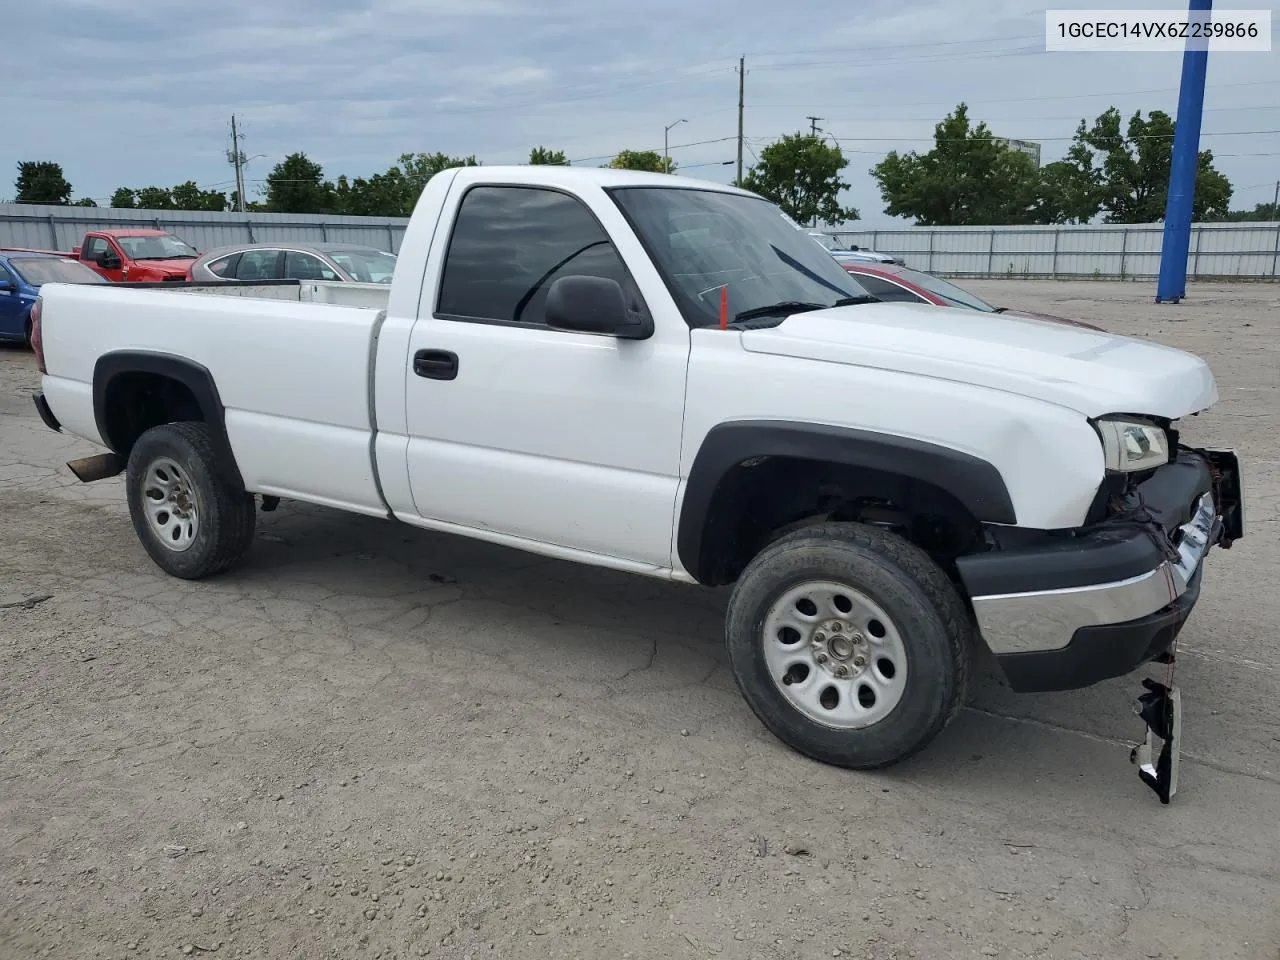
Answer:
[676,419,1016,583]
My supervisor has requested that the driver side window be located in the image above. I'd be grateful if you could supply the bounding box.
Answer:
[436,185,642,327]
[83,237,108,262]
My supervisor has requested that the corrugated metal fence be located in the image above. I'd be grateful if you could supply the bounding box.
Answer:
[4,204,1278,281]
[0,203,409,254]
[832,221,1280,280]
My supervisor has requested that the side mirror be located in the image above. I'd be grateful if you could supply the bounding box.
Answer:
[544,275,651,340]
[0,279,13,293]
[98,252,121,270]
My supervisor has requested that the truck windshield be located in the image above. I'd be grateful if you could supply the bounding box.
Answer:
[326,249,397,284]
[608,187,872,328]
[9,257,107,286]
[115,234,198,260]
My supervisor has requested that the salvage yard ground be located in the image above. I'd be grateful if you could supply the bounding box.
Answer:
[2,279,1278,960]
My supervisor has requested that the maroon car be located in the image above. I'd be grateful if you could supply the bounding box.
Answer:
[843,263,1103,330]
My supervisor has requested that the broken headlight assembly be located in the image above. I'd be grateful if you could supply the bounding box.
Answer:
[1093,416,1172,474]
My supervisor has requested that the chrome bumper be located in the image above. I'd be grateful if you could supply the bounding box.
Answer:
[971,492,1219,657]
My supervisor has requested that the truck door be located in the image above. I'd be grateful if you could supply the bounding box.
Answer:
[80,235,125,282]
[401,182,690,570]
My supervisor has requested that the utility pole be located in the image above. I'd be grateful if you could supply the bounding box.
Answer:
[1272,179,1279,216]
[805,117,825,227]
[664,118,686,172]
[228,115,247,213]
[735,56,745,185]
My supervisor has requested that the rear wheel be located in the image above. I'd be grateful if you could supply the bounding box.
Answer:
[125,421,255,579]
[23,315,32,348]
[725,521,970,769]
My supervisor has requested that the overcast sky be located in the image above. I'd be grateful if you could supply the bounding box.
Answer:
[4,0,1278,226]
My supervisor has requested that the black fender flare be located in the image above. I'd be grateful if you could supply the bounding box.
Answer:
[676,420,1017,582]
[92,350,245,491]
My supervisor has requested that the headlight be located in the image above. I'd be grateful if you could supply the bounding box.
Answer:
[1094,417,1170,473]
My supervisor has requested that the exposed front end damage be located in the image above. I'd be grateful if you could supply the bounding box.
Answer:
[954,441,1244,801]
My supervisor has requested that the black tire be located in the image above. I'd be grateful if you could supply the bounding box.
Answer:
[725,521,970,769]
[23,314,32,349]
[125,421,256,579]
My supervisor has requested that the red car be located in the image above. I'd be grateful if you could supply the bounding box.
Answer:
[69,229,199,282]
[843,263,1103,330]
[2,230,199,283]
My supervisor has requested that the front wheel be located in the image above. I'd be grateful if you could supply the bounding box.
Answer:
[125,421,256,579]
[725,521,971,769]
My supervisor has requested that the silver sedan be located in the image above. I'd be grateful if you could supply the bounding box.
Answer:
[187,242,397,284]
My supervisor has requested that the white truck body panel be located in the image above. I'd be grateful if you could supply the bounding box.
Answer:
[38,283,388,517]
[175,280,392,310]
[739,306,1218,421]
[34,164,1224,579]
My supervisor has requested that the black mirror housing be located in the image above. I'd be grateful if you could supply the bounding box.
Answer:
[544,275,651,339]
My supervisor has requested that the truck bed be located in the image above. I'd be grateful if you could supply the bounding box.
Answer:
[39,281,391,518]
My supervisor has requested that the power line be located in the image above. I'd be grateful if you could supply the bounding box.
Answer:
[822,127,1280,144]
[748,78,1280,111]
[743,33,1045,57]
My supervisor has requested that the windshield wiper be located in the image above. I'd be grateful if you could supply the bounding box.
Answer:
[734,298,876,323]
[733,301,825,323]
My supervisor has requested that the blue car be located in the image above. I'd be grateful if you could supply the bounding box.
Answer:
[0,251,106,346]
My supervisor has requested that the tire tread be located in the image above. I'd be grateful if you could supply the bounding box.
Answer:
[726,521,971,769]
[125,421,255,579]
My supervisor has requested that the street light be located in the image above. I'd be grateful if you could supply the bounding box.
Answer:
[664,119,687,171]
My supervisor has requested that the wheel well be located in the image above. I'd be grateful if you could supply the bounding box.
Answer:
[100,372,204,455]
[691,455,986,587]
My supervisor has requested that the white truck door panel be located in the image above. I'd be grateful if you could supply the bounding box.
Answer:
[401,182,689,568]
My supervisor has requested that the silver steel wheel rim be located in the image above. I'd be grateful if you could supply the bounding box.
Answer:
[141,457,200,552]
[762,579,909,729]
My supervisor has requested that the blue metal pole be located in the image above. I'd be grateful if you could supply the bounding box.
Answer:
[1155,0,1212,303]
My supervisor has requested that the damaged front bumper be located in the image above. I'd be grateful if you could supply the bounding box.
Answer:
[957,448,1244,693]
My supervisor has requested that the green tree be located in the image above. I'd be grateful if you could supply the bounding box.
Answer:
[134,186,175,210]
[742,133,859,226]
[529,146,568,165]
[1213,201,1280,222]
[1063,107,1233,222]
[335,152,479,217]
[264,152,335,214]
[870,105,1041,226]
[608,149,674,174]
[73,198,97,207]
[1031,143,1103,225]
[171,180,229,211]
[15,161,73,205]
[338,170,409,217]
[110,188,137,208]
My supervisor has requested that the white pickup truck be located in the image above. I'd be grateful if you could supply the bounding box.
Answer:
[29,166,1244,777]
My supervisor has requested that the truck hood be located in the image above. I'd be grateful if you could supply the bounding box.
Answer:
[134,258,194,273]
[739,301,1217,420]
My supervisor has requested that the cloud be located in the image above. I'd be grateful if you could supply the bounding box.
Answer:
[4,0,1279,221]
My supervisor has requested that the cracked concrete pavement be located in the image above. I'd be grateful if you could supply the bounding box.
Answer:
[1,279,1278,960]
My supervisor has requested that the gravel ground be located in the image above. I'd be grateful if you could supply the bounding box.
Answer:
[1,279,1278,960]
